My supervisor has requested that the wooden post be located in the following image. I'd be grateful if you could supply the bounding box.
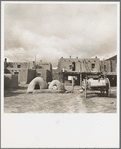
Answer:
[62,72,65,87]
[80,73,82,86]
[71,76,75,93]
[85,79,87,98]
[106,84,109,97]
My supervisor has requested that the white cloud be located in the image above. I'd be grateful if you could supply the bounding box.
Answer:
[4,3,118,66]
[4,47,32,62]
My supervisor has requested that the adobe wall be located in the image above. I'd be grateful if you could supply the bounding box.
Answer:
[100,59,117,73]
[100,60,111,73]
[111,60,117,72]
[27,69,36,83]
[52,69,60,81]
[58,57,100,73]
[36,69,47,81]
[46,70,52,83]
[33,61,52,71]
[6,62,30,69]
[7,68,28,83]
[5,60,30,84]
[36,69,52,83]
[4,74,18,89]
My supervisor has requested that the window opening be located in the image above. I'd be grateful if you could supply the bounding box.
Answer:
[91,63,95,70]
[72,62,75,71]
[69,65,72,69]
[37,72,42,77]
[14,71,19,74]
[17,65,21,68]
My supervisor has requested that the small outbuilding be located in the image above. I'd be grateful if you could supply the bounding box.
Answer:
[4,74,18,89]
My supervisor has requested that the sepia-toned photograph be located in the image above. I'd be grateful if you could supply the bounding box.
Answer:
[3,2,118,113]
[1,1,119,148]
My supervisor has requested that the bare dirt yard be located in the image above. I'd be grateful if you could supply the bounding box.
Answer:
[4,85,117,113]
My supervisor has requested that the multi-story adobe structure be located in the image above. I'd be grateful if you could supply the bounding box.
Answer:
[100,55,117,86]
[100,55,117,74]
[4,58,52,84]
[33,60,52,72]
[54,55,117,86]
[4,58,30,83]
[56,56,101,86]
[4,54,117,86]
[30,60,52,83]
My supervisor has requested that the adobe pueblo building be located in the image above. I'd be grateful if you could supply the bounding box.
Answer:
[4,58,52,86]
[56,56,101,86]
[102,55,117,86]
[32,60,52,83]
[53,55,117,86]
[4,58,30,86]
[4,54,117,89]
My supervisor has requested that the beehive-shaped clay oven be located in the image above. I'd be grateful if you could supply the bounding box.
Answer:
[48,80,65,91]
[27,77,48,93]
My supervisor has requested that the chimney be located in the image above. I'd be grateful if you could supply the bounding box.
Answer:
[69,56,71,58]
[4,58,7,68]
[5,58,7,62]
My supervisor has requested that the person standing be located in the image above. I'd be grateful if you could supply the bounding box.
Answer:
[71,76,76,93]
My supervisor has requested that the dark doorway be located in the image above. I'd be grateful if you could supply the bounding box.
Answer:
[75,74,80,85]
[72,62,75,71]
[34,83,40,89]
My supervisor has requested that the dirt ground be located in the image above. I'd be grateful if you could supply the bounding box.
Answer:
[4,85,117,113]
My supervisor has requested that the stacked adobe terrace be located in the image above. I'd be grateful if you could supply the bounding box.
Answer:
[4,55,117,86]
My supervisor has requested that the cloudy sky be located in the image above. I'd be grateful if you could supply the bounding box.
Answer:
[4,2,118,67]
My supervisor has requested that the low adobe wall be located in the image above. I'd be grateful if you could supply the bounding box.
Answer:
[4,74,18,89]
